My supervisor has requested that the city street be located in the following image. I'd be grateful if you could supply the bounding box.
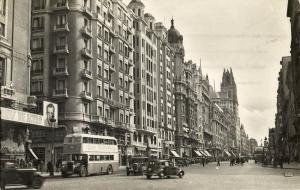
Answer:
[35,161,300,190]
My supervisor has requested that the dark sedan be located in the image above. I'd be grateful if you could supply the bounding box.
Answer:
[144,159,184,179]
[0,159,44,190]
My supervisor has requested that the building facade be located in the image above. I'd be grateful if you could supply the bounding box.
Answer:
[0,0,49,160]
[30,0,135,166]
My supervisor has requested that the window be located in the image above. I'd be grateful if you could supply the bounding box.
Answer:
[32,16,44,31]
[57,57,66,69]
[57,80,65,90]
[57,15,67,26]
[97,65,102,76]
[0,22,4,36]
[97,25,102,37]
[31,80,43,93]
[97,45,102,57]
[83,81,88,92]
[97,85,101,97]
[83,103,89,114]
[32,37,44,50]
[57,36,66,47]
[31,59,44,73]
[98,106,102,116]
[57,0,67,7]
[32,0,45,10]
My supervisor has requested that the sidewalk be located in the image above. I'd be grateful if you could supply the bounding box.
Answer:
[283,162,300,170]
[41,166,127,179]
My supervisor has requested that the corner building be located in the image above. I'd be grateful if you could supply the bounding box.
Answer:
[30,0,135,166]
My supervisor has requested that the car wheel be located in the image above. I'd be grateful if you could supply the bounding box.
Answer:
[178,172,183,178]
[106,165,113,175]
[146,175,151,179]
[31,176,44,189]
[79,166,88,177]
[159,172,164,179]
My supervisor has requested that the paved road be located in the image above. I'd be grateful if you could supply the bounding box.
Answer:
[12,161,300,190]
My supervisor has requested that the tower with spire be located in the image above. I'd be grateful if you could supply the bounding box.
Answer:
[220,68,239,117]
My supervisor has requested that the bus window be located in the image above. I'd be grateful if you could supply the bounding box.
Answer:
[105,155,110,160]
[99,139,104,144]
[88,138,93,144]
[83,137,88,143]
[95,155,100,161]
[100,155,104,160]
[103,139,108,144]
[109,155,114,160]
[89,155,95,161]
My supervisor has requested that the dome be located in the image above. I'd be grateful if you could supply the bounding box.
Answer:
[167,18,181,43]
[144,13,154,20]
[128,0,145,8]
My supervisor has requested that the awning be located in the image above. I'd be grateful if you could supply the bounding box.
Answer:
[224,150,231,157]
[170,150,180,158]
[29,148,38,160]
[135,146,146,151]
[204,150,212,157]
[194,150,203,157]
[199,150,207,157]
[230,152,236,157]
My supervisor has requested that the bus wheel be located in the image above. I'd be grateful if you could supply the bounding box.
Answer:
[106,165,113,175]
[79,166,88,177]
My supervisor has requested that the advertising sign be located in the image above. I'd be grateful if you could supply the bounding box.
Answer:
[43,101,58,127]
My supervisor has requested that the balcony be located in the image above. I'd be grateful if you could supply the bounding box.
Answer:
[53,44,69,54]
[91,115,105,124]
[53,2,69,11]
[82,6,93,18]
[52,89,68,98]
[81,48,93,59]
[128,59,133,66]
[109,82,116,91]
[108,9,115,18]
[81,91,93,101]
[53,23,70,32]
[109,28,117,38]
[32,27,44,33]
[31,69,43,75]
[116,121,129,130]
[109,45,116,54]
[81,69,93,80]
[81,26,92,38]
[128,75,133,81]
[53,67,69,76]
[1,86,16,101]
[109,65,116,72]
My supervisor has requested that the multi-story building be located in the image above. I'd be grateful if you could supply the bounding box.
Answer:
[219,68,240,154]
[128,0,159,157]
[155,22,176,159]
[30,0,135,166]
[240,124,250,156]
[0,0,48,160]
[249,138,258,156]
[286,0,300,162]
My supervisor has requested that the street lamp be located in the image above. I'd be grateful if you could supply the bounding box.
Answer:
[49,115,56,176]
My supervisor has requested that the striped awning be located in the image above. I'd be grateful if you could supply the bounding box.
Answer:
[170,150,180,158]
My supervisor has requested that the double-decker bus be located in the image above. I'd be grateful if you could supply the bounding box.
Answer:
[61,133,119,177]
[253,146,264,163]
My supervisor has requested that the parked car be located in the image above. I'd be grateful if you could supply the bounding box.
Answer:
[144,159,184,179]
[126,157,148,176]
[0,159,44,190]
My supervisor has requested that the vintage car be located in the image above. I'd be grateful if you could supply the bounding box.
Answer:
[0,159,44,190]
[144,159,184,179]
[126,157,148,176]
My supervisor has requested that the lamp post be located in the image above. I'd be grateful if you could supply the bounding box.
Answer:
[49,115,56,176]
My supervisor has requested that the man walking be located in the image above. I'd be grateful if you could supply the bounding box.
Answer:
[217,157,220,166]
[202,157,205,167]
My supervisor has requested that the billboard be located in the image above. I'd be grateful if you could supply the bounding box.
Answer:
[43,101,58,127]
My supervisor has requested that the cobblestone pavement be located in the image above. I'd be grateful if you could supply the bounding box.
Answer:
[7,161,300,190]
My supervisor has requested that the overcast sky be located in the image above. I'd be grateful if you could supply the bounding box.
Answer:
[123,0,291,143]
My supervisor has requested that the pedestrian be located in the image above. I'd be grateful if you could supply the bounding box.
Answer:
[279,156,283,169]
[56,161,60,172]
[217,157,220,166]
[202,157,205,167]
[39,160,44,173]
[47,161,54,176]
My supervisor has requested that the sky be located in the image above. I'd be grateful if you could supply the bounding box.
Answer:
[123,0,291,143]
